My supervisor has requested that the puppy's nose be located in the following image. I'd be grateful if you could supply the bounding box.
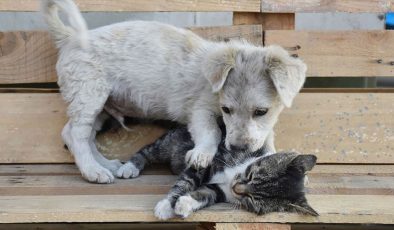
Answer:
[230,144,248,152]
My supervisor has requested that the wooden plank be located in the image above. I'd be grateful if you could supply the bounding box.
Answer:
[191,25,263,46]
[0,25,262,84]
[0,194,393,224]
[261,0,394,13]
[233,12,295,30]
[0,165,392,196]
[0,93,393,164]
[1,164,393,177]
[0,0,260,12]
[0,223,198,230]
[275,93,394,163]
[215,223,290,230]
[0,175,177,196]
[264,30,394,77]
[0,164,172,176]
[0,93,166,163]
[0,31,58,84]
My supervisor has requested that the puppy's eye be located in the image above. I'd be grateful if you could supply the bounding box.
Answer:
[221,106,231,114]
[254,108,268,117]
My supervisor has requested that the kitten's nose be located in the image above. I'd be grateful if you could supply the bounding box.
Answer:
[230,144,248,152]
[233,183,248,195]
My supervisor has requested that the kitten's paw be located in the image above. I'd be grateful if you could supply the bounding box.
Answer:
[116,162,140,178]
[185,149,215,169]
[174,195,197,218]
[154,199,175,220]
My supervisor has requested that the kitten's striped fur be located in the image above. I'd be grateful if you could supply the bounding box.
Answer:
[117,126,318,219]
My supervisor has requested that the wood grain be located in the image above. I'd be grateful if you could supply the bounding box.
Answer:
[0,194,393,224]
[0,0,260,12]
[264,30,394,77]
[261,0,394,13]
[233,12,295,30]
[216,223,290,230]
[1,164,393,177]
[0,165,392,196]
[191,25,263,46]
[0,25,262,84]
[0,93,393,164]
[0,31,58,84]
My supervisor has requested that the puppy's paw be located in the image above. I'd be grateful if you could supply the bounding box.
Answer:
[154,199,175,220]
[116,162,140,178]
[174,195,197,218]
[185,149,215,169]
[81,162,115,184]
[103,159,123,174]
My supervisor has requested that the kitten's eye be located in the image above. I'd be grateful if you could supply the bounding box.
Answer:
[221,106,231,114]
[254,108,268,117]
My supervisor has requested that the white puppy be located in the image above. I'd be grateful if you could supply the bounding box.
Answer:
[41,0,307,183]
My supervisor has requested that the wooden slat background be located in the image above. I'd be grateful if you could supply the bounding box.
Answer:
[0,25,262,84]
[0,0,261,12]
[0,194,393,224]
[265,30,394,77]
[261,0,394,13]
[4,30,394,84]
[0,165,393,196]
[1,92,392,164]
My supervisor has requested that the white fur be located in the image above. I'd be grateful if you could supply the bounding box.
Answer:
[174,195,203,218]
[154,199,175,220]
[116,162,140,178]
[209,157,260,203]
[41,0,306,183]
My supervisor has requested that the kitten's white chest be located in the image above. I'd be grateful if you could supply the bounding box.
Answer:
[209,157,258,202]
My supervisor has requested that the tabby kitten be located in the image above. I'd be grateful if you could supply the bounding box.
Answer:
[117,126,318,219]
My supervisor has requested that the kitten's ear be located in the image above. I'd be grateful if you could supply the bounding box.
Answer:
[288,203,319,216]
[291,154,317,172]
[203,47,236,93]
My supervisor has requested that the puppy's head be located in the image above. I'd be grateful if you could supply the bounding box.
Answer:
[204,44,306,152]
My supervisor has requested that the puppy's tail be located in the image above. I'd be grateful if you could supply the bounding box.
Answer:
[41,0,88,48]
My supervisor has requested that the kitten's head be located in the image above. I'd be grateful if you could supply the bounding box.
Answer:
[231,152,318,216]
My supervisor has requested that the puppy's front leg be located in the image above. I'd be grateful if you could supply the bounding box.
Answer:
[186,110,221,168]
[263,130,276,156]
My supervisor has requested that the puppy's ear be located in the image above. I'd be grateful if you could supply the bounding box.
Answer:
[265,45,307,107]
[291,154,317,173]
[203,47,236,92]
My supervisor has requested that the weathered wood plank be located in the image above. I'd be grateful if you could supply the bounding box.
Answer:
[0,26,262,84]
[191,25,263,46]
[261,0,394,13]
[233,12,295,30]
[0,164,172,176]
[1,164,393,177]
[0,93,393,164]
[215,223,291,230]
[0,174,390,196]
[0,31,58,84]
[0,0,260,12]
[264,30,394,77]
[0,194,393,224]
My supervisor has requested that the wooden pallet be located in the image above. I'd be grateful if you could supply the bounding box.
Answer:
[0,0,393,229]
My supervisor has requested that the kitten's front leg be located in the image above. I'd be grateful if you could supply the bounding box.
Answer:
[174,184,224,218]
[154,168,207,220]
[186,110,221,168]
